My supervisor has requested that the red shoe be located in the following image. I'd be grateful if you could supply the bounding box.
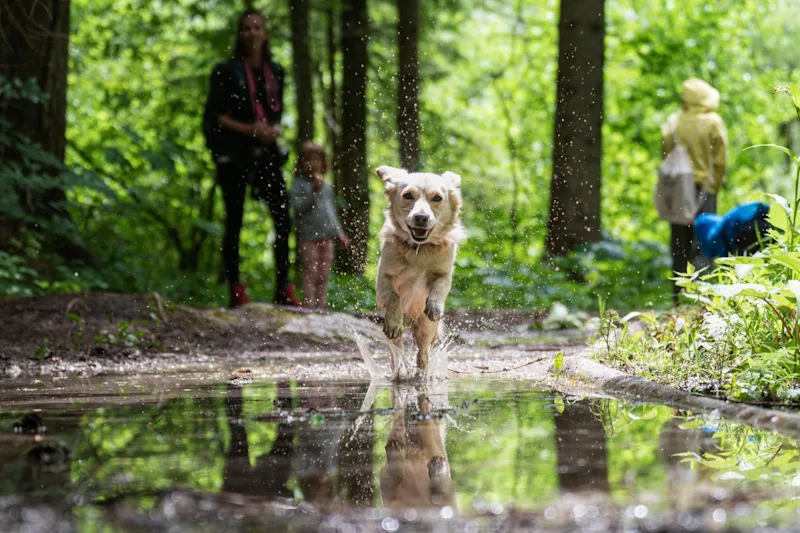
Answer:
[230,283,250,307]
[275,284,302,307]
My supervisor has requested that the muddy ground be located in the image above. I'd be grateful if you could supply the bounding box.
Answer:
[0,292,581,379]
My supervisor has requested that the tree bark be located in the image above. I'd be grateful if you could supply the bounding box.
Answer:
[397,0,420,171]
[545,0,605,256]
[335,0,369,274]
[0,0,90,262]
[0,0,70,162]
[325,5,340,188]
[289,0,314,146]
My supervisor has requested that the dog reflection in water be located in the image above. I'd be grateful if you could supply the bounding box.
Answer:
[379,386,455,510]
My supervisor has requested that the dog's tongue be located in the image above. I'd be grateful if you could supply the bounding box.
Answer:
[412,228,429,239]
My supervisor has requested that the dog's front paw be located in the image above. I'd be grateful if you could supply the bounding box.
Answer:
[383,313,403,339]
[386,438,405,452]
[425,298,444,321]
[427,456,449,479]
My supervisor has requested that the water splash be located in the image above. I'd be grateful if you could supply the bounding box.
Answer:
[352,329,386,380]
[351,327,458,382]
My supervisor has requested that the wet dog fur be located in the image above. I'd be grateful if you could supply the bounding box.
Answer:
[375,165,465,377]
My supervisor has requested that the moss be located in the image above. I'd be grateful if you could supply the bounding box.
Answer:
[209,309,239,322]
[247,303,299,321]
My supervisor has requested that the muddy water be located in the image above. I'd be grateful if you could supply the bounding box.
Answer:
[0,378,798,532]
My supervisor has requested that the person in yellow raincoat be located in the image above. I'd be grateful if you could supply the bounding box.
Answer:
[660,78,728,301]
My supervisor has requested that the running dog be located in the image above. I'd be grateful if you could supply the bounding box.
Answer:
[375,165,465,378]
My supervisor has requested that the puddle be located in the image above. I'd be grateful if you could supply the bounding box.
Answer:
[0,378,798,532]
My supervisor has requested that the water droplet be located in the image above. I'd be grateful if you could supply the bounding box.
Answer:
[381,517,400,531]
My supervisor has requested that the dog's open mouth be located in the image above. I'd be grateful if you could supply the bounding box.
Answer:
[408,225,432,243]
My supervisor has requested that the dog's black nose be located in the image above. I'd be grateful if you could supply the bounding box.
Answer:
[413,213,430,226]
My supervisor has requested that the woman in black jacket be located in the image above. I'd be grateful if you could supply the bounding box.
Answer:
[204,8,300,307]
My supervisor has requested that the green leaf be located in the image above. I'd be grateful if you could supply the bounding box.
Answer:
[712,283,767,298]
[772,254,800,276]
[553,352,564,373]
[783,280,800,310]
[743,144,799,164]
[767,202,791,234]
[553,396,565,414]
[790,83,800,115]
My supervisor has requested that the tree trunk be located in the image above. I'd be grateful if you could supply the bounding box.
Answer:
[545,0,605,256]
[289,0,314,146]
[325,5,340,188]
[0,0,91,263]
[0,0,70,161]
[397,0,420,171]
[335,0,369,274]
[553,400,610,493]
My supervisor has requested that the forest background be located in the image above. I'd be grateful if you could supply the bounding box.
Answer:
[2,0,799,313]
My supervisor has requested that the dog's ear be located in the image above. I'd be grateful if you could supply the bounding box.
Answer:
[376,166,405,193]
[442,171,461,189]
[442,171,462,211]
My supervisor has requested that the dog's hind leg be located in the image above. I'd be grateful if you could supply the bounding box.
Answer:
[412,316,438,374]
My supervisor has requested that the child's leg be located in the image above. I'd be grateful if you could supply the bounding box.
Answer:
[299,241,320,309]
[315,239,335,312]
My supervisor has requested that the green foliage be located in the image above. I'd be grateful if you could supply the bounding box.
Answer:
[675,417,799,514]
[94,320,150,348]
[0,75,108,295]
[595,88,800,403]
[5,0,800,314]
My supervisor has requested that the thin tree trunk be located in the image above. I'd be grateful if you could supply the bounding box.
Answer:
[289,0,314,146]
[0,0,90,262]
[397,0,420,171]
[335,0,369,274]
[545,0,605,256]
[325,5,340,189]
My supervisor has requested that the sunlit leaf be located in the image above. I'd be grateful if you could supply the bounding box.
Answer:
[711,283,767,298]
[772,254,800,276]
[743,144,798,164]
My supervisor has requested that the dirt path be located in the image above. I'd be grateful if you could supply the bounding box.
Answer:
[0,292,578,379]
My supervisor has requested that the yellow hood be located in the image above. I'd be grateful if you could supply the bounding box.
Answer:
[680,78,720,113]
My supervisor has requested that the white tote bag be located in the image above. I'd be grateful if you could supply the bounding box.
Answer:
[655,117,711,225]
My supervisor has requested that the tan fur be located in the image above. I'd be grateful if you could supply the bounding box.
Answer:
[375,165,465,375]
[379,391,455,510]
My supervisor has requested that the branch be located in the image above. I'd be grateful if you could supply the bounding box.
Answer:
[449,356,547,375]
[69,143,186,255]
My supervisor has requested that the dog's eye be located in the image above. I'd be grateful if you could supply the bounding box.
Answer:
[402,192,414,200]
[431,194,443,203]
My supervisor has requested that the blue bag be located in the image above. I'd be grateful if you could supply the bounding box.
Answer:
[694,202,771,258]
